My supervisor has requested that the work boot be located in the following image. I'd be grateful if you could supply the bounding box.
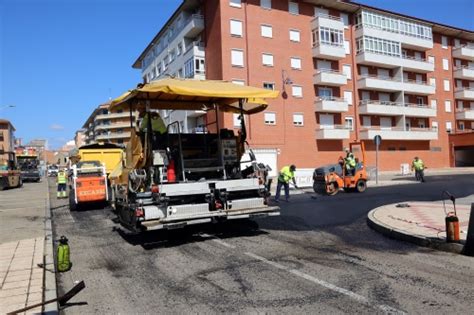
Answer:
[57,192,61,198]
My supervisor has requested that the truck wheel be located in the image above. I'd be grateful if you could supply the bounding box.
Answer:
[356,180,367,193]
[326,182,339,196]
[69,190,78,211]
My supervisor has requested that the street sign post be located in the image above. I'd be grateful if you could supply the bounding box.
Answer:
[374,135,382,185]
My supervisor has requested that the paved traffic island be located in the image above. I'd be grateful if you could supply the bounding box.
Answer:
[368,200,472,254]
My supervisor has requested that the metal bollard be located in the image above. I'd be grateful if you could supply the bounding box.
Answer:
[462,203,474,256]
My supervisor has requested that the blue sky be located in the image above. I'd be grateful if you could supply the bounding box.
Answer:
[0,0,472,149]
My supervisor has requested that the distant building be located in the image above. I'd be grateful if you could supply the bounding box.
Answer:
[0,119,16,164]
[82,102,139,146]
[61,140,76,152]
[75,129,86,148]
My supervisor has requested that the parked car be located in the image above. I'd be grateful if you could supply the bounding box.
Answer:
[47,165,59,177]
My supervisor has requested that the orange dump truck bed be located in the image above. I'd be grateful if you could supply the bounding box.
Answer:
[75,176,107,203]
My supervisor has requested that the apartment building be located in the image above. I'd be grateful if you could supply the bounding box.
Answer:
[74,129,86,148]
[82,102,139,146]
[133,0,474,171]
[0,119,16,164]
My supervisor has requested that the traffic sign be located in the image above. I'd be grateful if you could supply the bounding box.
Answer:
[374,135,382,146]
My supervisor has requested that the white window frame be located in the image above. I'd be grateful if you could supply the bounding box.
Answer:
[430,99,437,109]
[261,0,271,10]
[345,117,354,131]
[230,19,243,37]
[232,79,245,86]
[343,64,352,80]
[341,13,349,28]
[290,57,302,70]
[446,121,452,132]
[445,100,452,113]
[261,24,273,38]
[231,49,244,67]
[441,36,448,49]
[442,58,449,70]
[288,1,299,15]
[443,79,450,91]
[230,0,242,8]
[289,29,301,42]
[429,78,436,87]
[233,113,241,127]
[428,56,435,65]
[293,113,304,126]
[263,82,275,90]
[264,112,276,125]
[344,91,353,105]
[292,85,303,98]
[262,53,274,66]
[432,121,438,131]
[344,40,350,54]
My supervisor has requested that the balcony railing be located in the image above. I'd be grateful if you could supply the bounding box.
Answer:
[312,13,343,22]
[315,124,351,139]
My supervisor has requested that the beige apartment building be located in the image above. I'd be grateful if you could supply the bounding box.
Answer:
[0,119,16,164]
[82,102,139,146]
[132,0,474,172]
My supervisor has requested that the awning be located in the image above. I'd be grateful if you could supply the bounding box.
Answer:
[109,78,279,115]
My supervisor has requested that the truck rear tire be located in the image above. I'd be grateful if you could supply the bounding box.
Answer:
[69,190,78,211]
[356,180,367,193]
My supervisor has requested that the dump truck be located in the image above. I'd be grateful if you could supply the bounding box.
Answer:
[67,143,123,210]
[313,141,368,195]
[0,151,22,190]
[15,147,41,182]
[109,78,280,233]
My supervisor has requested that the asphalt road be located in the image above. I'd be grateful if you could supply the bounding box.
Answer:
[49,174,474,314]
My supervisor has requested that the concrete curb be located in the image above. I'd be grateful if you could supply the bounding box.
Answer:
[43,179,58,313]
[367,207,464,254]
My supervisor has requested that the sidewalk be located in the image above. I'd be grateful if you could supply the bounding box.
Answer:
[367,195,474,254]
[0,179,57,314]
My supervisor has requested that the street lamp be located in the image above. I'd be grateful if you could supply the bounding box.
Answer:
[281,70,293,99]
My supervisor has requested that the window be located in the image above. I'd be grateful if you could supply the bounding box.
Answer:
[446,121,452,132]
[318,27,344,46]
[290,57,301,70]
[261,25,273,38]
[289,29,300,42]
[344,40,350,54]
[443,79,450,91]
[432,121,438,131]
[343,65,352,80]
[264,112,276,125]
[262,53,274,66]
[233,114,241,127]
[341,13,349,28]
[195,58,205,74]
[231,49,244,67]
[184,58,194,77]
[288,1,299,15]
[177,43,182,55]
[263,82,275,90]
[261,0,271,9]
[431,99,437,109]
[430,78,436,87]
[442,58,449,70]
[232,79,245,86]
[459,122,465,130]
[345,117,354,131]
[230,0,241,8]
[441,36,448,49]
[445,100,452,112]
[416,97,424,105]
[293,113,304,126]
[230,20,243,37]
[344,91,353,105]
[292,85,303,97]
[428,56,435,64]
[355,36,400,57]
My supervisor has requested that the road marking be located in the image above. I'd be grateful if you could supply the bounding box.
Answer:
[208,238,405,314]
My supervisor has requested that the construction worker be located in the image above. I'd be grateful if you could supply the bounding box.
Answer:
[274,165,298,203]
[411,156,426,182]
[344,148,356,176]
[57,168,67,198]
[140,112,167,135]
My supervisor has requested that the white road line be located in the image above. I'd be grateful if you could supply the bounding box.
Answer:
[208,239,405,314]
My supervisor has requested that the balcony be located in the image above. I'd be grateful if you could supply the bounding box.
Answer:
[315,125,351,139]
[358,75,404,92]
[402,79,435,95]
[183,14,204,38]
[314,97,348,113]
[355,26,433,50]
[312,42,346,60]
[454,66,474,80]
[452,44,474,61]
[95,112,138,120]
[356,51,434,73]
[313,70,347,86]
[359,100,436,117]
[183,41,205,59]
[96,131,132,141]
[359,127,438,140]
[455,88,474,101]
[95,123,134,131]
[311,14,344,32]
[456,110,474,121]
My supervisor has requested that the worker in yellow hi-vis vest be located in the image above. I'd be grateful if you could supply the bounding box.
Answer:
[274,165,298,203]
[57,169,67,198]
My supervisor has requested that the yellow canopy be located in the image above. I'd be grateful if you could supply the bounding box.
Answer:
[109,78,279,115]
